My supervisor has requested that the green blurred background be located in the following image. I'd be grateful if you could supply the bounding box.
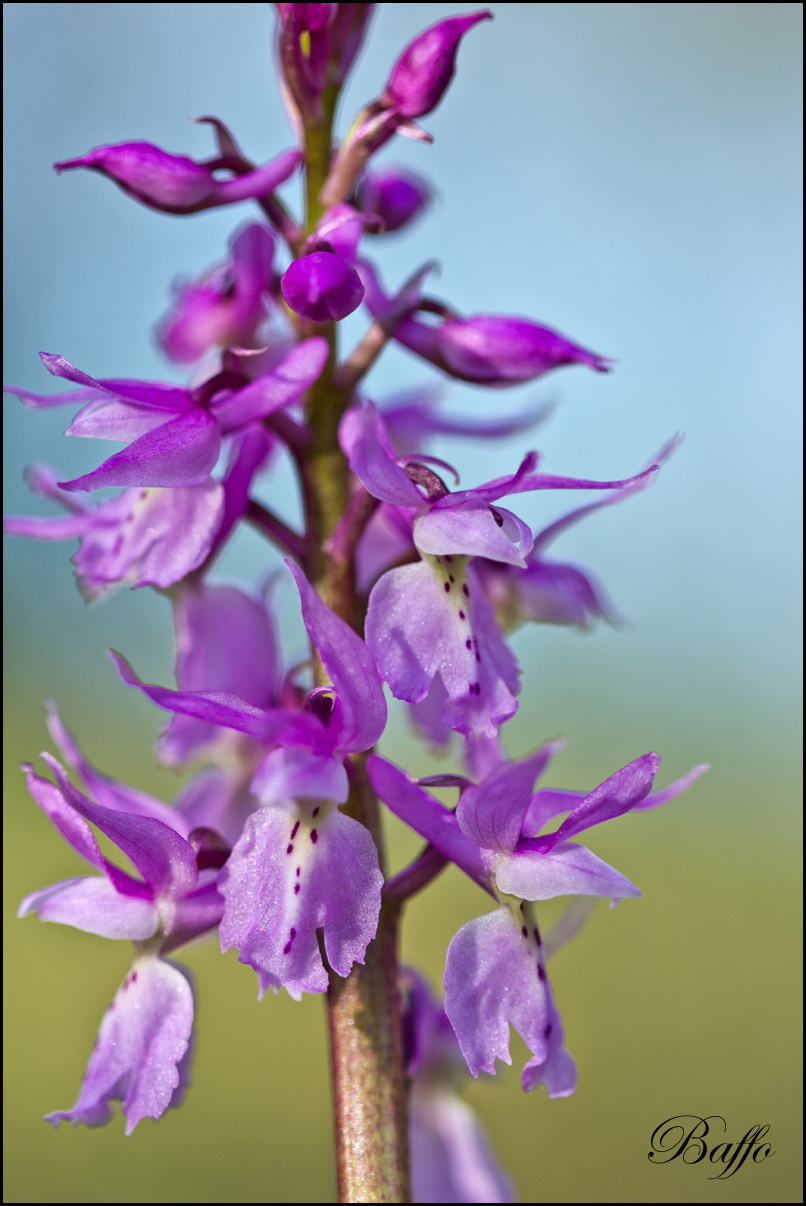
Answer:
[3,3,802,1202]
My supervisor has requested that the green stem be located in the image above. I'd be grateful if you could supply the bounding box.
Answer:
[298,92,411,1203]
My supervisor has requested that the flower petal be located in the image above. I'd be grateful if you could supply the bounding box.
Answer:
[366,557,519,741]
[456,744,561,853]
[631,762,710,811]
[22,763,104,872]
[532,753,660,852]
[159,584,280,767]
[213,337,328,432]
[45,956,194,1134]
[3,511,92,542]
[413,498,529,566]
[251,747,349,807]
[67,398,181,441]
[287,561,387,751]
[110,649,323,749]
[18,876,158,940]
[41,753,198,901]
[368,755,490,891]
[496,839,641,902]
[410,1086,515,1203]
[40,352,192,410]
[46,701,191,837]
[219,805,382,998]
[340,403,425,507]
[523,762,708,835]
[444,908,555,1079]
[59,409,221,492]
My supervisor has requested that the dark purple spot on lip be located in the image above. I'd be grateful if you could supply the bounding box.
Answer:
[130,971,138,984]
[521,926,528,938]
[312,806,320,818]
[544,1023,553,1039]
[462,583,470,597]
[449,575,455,583]
[296,866,301,877]
[286,844,294,855]
[537,964,546,981]
[294,883,300,894]
[283,926,297,954]
[444,582,451,592]
[445,555,453,563]
[465,638,472,649]
[475,652,481,662]
[458,609,465,620]
[533,927,542,945]
[310,829,318,844]
[291,821,300,839]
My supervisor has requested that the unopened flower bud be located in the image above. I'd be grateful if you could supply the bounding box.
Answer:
[55,142,214,210]
[382,11,492,120]
[55,140,300,216]
[281,251,365,322]
[433,313,612,382]
[357,167,432,233]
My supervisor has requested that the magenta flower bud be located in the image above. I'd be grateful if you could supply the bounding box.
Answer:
[55,140,300,216]
[281,251,364,322]
[360,264,612,383]
[382,11,492,120]
[434,314,613,382]
[55,142,214,209]
[356,167,432,234]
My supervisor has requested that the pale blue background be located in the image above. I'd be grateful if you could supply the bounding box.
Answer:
[4,5,802,1203]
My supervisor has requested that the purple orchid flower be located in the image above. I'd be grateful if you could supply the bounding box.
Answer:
[3,424,273,599]
[356,165,432,234]
[360,260,611,385]
[18,735,224,1134]
[110,562,387,998]
[5,338,326,493]
[54,138,300,216]
[403,968,515,1203]
[3,465,224,600]
[342,401,658,740]
[351,388,551,594]
[157,223,275,364]
[370,747,706,1091]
